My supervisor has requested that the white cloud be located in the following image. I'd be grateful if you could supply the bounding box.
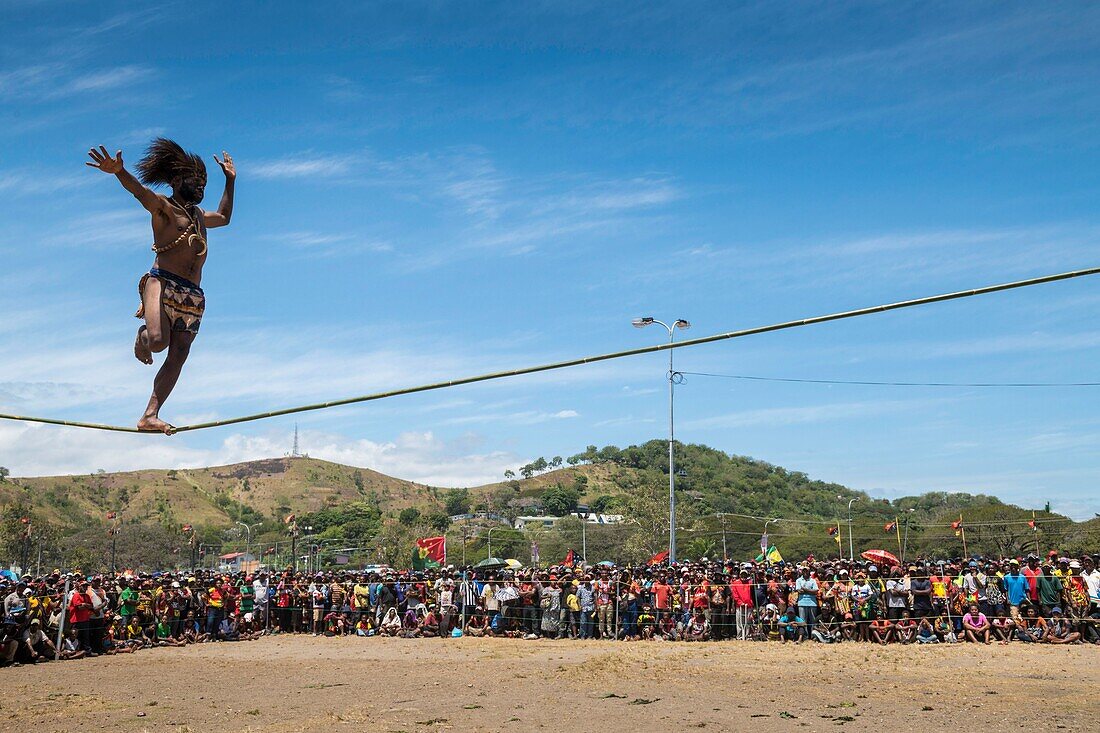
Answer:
[249,153,354,180]
[261,230,394,257]
[684,399,940,430]
[64,65,152,93]
[0,423,521,488]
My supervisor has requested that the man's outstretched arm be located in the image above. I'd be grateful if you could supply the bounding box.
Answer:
[86,146,162,213]
[204,151,235,228]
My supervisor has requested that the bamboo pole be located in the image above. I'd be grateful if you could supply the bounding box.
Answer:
[2,266,1098,434]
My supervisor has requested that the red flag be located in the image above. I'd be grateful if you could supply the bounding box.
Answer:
[106,511,117,520]
[563,549,575,567]
[182,524,193,533]
[827,526,838,537]
[263,546,276,555]
[414,536,446,566]
[19,517,29,524]
[284,513,296,525]
[1027,520,1036,529]
[647,550,670,566]
[951,520,963,537]
[884,521,897,533]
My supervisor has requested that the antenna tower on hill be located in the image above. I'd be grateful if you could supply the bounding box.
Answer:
[291,423,302,458]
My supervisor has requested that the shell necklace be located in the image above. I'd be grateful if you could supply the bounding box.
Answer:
[152,198,207,257]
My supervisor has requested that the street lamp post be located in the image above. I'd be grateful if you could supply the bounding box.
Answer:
[716,513,730,561]
[632,316,690,564]
[841,496,861,561]
[236,521,252,566]
[486,527,498,558]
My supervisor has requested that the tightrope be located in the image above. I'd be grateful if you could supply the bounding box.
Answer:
[1,266,1098,434]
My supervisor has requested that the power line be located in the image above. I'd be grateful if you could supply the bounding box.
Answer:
[681,372,1100,388]
[2,265,1098,434]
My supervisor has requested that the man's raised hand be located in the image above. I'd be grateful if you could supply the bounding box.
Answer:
[214,151,235,180]
[86,146,124,174]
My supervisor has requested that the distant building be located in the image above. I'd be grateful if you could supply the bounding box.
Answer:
[514,516,561,530]
[574,512,623,525]
[218,552,258,573]
[514,513,623,530]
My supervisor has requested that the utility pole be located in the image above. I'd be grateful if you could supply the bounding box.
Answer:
[717,514,728,561]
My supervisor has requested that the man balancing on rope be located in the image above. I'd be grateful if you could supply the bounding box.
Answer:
[86,139,235,434]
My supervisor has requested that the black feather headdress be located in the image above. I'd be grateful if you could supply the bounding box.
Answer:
[135,137,206,187]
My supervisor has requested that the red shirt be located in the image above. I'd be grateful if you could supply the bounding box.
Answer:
[651,582,671,610]
[730,578,754,607]
[68,591,92,624]
[1023,567,1041,601]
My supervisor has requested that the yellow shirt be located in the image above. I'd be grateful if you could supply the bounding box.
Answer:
[566,594,580,612]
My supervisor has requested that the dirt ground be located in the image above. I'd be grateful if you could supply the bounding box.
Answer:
[1,636,1095,732]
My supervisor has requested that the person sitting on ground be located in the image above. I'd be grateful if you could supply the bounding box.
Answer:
[59,627,87,660]
[380,607,401,637]
[240,612,264,640]
[182,610,207,643]
[894,610,917,644]
[916,617,939,644]
[125,614,148,648]
[812,608,840,643]
[638,605,657,640]
[779,606,805,644]
[400,607,421,638]
[759,604,781,642]
[933,612,956,643]
[21,618,55,662]
[870,610,894,645]
[1044,607,1081,644]
[216,614,240,642]
[839,612,858,641]
[1016,604,1047,643]
[323,610,346,637]
[991,611,1014,644]
[685,609,710,642]
[421,605,440,638]
[355,613,375,637]
[657,610,679,641]
[962,603,991,644]
[157,614,186,647]
[464,612,488,638]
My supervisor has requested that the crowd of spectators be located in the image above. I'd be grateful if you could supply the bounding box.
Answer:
[2,550,1098,666]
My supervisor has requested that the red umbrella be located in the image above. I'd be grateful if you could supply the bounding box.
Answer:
[860,549,900,567]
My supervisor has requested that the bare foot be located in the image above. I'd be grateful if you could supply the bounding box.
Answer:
[134,326,153,364]
[137,415,175,434]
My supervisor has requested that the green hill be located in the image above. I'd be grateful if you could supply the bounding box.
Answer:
[0,441,1093,572]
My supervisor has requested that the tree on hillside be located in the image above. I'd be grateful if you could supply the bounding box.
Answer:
[541,485,580,517]
[444,488,471,516]
[60,523,183,573]
[504,469,515,480]
[551,456,562,468]
[0,504,58,570]
[0,467,9,482]
[520,464,535,480]
[532,457,548,473]
[427,512,452,532]
[589,494,619,514]
[399,507,422,526]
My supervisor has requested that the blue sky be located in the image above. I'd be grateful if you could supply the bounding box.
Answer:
[2,2,1099,518]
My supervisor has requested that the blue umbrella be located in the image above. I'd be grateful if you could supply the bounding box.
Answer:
[0,569,18,581]
[596,560,616,567]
